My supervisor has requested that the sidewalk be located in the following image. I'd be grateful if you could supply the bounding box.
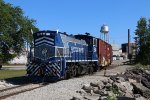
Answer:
[1,65,26,70]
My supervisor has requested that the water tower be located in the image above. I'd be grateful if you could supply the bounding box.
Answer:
[100,24,109,43]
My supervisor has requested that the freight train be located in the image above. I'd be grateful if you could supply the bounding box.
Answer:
[26,30,112,80]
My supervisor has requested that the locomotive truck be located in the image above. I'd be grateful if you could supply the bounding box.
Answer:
[26,30,112,80]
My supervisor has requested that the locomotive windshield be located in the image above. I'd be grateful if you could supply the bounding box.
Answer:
[33,31,56,60]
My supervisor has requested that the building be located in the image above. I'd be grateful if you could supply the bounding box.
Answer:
[9,55,27,64]
[9,49,28,64]
[111,44,123,60]
[121,43,136,59]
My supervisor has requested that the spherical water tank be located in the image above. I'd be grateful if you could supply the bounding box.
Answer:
[100,25,109,34]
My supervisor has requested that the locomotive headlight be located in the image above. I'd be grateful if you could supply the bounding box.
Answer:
[42,48,47,55]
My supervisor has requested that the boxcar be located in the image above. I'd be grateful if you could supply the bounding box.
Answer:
[97,39,112,67]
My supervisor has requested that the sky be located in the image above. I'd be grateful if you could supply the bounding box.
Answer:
[5,0,150,45]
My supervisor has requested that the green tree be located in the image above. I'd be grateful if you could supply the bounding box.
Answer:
[135,17,150,65]
[0,0,39,63]
[147,19,150,63]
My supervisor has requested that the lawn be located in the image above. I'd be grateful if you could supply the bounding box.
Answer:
[0,70,26,79]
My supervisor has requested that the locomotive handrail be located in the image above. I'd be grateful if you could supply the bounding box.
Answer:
[56,47,63,61]
[56,47,64,72]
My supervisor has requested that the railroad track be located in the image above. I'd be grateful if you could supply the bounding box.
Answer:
[0,82,49,100]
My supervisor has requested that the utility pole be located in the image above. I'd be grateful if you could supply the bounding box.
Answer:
[128,29,132,63]
[128,29,130,56]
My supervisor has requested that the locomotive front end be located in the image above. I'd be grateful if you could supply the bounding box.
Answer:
[26,31,62,80]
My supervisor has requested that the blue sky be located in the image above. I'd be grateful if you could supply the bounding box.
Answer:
[5,0,150,44]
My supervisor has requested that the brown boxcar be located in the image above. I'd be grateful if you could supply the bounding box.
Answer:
[97,39,112,67]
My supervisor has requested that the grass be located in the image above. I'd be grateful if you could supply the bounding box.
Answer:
[111,85,123,96]
[134,63,150,71]
[107,95,117,100]
[0,70,26,79]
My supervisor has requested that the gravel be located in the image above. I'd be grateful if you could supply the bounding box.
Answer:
[5,76,107,100]
[4,64,132,100]
[0,80,17,90]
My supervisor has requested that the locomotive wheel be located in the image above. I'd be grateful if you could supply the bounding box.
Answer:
[63,70,70,79]
[66,69,73,78]
[88,66,94,75]
[97,66,101,71]
[69,65,77,77]
[76,67,81,76]
[69,70,74,78]
[72,68,77,77]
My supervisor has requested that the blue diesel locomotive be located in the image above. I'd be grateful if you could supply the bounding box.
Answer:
[26,30,111,80]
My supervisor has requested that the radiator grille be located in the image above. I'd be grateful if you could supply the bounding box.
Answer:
[34,45,55,60]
